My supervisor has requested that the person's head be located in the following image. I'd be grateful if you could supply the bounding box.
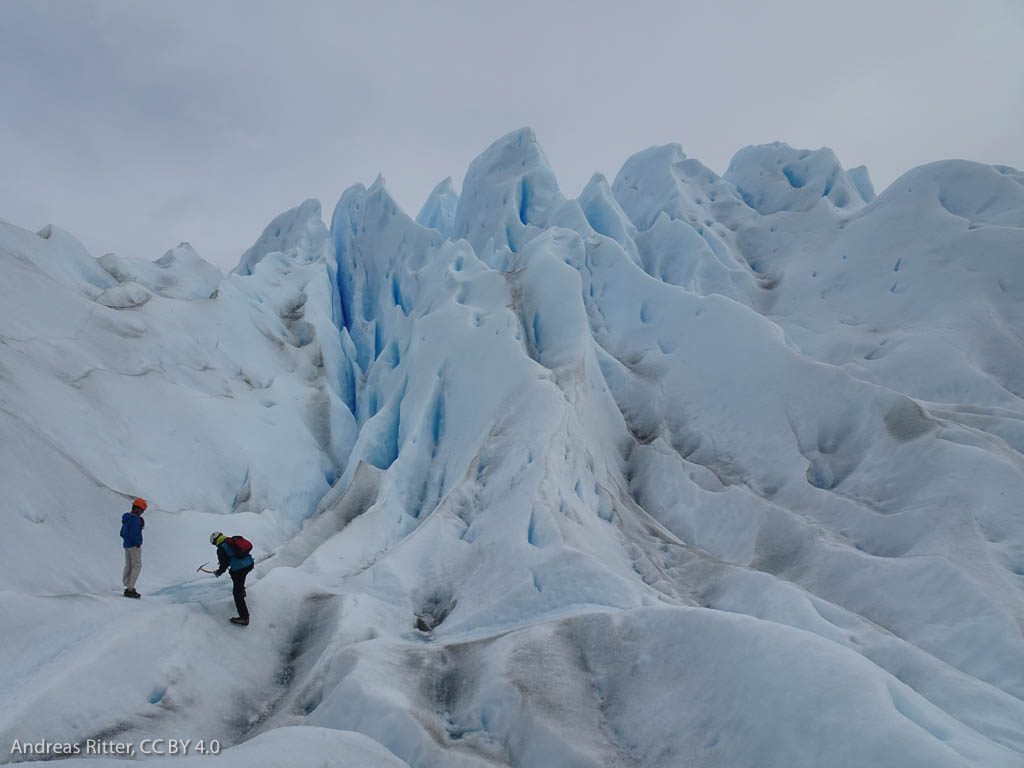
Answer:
[210,531,225,546]
[132,498,147,514]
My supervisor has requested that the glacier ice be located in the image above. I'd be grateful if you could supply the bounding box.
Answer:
[724,142,868,213]
[416,177,459,239]
[1,128,1024,767]
[99,243,222,301]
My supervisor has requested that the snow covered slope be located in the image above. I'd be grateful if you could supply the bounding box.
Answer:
[2,129,1023,767]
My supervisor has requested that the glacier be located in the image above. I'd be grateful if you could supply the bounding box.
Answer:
[1,127,1023,767]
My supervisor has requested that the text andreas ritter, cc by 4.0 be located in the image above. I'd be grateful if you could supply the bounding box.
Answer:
[9,738,222,757]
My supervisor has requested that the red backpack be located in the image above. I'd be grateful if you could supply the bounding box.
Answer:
[226,535,253,557]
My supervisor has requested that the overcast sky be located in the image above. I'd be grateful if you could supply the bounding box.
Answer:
[2,0,1022,271]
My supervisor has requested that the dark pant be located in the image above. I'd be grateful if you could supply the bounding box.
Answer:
[230,565,253,620]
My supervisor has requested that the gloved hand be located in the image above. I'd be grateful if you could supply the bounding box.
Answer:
[215,569,224,578]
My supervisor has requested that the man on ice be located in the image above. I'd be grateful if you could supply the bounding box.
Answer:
[210,532,254,625]
[119,498,146,598]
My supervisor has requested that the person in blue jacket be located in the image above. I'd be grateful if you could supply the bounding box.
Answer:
[119,498,146,598]
[210,532,254,625]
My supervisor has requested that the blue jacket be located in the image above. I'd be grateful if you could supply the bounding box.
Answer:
[120,512,143,548]
[217,540,254,573]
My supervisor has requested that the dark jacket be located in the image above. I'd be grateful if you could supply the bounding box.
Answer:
[216,539,254,574]
[120,512,144,548]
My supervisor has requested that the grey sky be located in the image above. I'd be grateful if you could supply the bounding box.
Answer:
[2,0,1022,271]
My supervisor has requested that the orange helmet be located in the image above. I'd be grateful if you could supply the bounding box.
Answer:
[132,498,147,511]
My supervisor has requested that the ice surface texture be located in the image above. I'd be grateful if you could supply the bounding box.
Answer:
[2,128,1023,767]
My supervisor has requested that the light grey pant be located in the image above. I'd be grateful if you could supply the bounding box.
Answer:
[123,547,142,590]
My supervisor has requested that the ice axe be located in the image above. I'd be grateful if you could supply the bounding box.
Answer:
[196,562,217,574]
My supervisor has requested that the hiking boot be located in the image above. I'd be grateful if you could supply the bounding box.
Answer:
[123,588,141,599]
[229,616,249,626]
